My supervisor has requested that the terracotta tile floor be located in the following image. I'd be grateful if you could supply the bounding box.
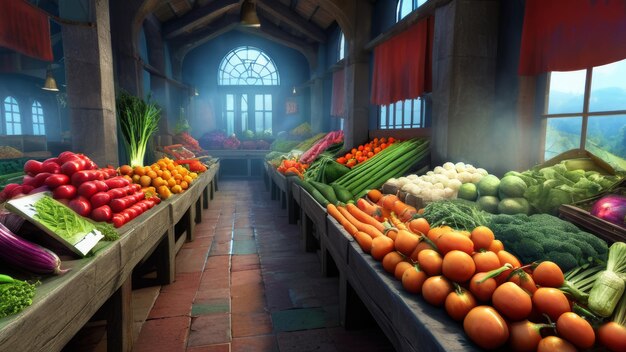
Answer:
[66,179,394,352]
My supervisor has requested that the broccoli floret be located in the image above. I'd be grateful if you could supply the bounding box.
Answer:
[513,237,544,264]
[544,251,579,272]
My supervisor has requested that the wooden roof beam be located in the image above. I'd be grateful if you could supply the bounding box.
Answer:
[163,0,240,39]
[257,0,326,43]
[170,14,240,53]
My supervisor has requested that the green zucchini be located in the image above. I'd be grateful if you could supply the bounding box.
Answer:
[294,178,329,207]
[331,183,354,204]
[309,180,338,205]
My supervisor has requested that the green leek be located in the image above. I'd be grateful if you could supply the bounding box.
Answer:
[117,91,161,167]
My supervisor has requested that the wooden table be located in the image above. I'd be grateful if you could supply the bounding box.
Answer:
[295,186,482,352]
[266,164,299,224]
[0,163,218,352]
[206,149,267,178]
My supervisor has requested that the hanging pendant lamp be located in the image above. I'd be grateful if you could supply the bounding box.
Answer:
[42,67,59,92]
[240,0,261,27]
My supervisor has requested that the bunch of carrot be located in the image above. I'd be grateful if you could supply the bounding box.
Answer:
[326,190,624,352]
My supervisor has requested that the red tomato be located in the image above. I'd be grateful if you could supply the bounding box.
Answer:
[91,205,113,222]
[93,180,109,192]
[556,312,595,349]
[444,287,477,321]
[53,184,77,199]
[598,322,626,352]
[532,287,571,321]
[112,214,126,228]
[491,282,533,321]
[23,160,43,176]
[41,160,61,174]
[90,191,111,209]
[537,336,577,352]
[508,320,548,352]
[60,160,84,176]
[77,181,99,199]
[69,196,92,217]
[32,172,52,188]
[463,306,509,349]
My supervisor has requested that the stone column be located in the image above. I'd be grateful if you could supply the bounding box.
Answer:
[61,0,118,166]
[431,0,501,172]
[143,15,172,135]
[343,0,372,148]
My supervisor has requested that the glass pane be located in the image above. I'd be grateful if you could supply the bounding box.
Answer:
[589,59,626,112]
[413,98,422,127]
[379,106,386,129]
[255,112,263,132]
[338,32,345,61]
[585,115,626,169]
[547,70,586,114]
[265,94,272,109]
[226,112,234,135]
[394,101,403,128]
[264,112,271,132]
[398,0,412,21]
[226,94,234,110]
[339,118,344,130]
[544,117,582,160]
[403,100,411,126]
[255,94,263,108]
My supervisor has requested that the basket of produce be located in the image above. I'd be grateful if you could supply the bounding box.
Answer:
[559,180,626,243]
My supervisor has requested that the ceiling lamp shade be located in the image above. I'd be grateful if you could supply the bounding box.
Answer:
[240,0,261,27]
[42,68,59,92]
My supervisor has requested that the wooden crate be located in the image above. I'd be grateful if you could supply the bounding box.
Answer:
[559,204,626,244]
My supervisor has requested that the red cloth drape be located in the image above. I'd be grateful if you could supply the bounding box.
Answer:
[0,0,53,61]
[330,68,345,117]
[519,0,626,76]
[370,16,433,106]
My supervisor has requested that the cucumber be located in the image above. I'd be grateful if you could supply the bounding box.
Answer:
[294,178,329,207]
[331,183,354,204]
[309,180,338,205]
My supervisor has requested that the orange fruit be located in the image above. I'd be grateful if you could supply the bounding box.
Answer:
[119,165,132,175]
[139,175,152,187]
[133,166,145,176]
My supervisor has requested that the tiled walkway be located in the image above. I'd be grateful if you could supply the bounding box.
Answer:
[133,179,394,352]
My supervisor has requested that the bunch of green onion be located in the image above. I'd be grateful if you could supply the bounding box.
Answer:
[116,91,161,167]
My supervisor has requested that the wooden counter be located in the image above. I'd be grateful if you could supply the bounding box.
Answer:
[294,186,482,352]
[266,163,299,224]
[0,163,218,352]
[206,149,267,178]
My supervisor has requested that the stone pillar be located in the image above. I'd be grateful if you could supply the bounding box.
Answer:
[431,0,500,173]
[310,77,325,133]
[61,0,118,166]
[343,0,372,148]
[143,15,172,135]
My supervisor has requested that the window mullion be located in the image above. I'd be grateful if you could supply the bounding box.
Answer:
[580,68,593,150]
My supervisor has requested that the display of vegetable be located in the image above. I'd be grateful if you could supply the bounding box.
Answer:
[119,157,200,201]
[488,213,609,272]
[420,199,490,231]
[336,137,396,168]
[276,159,308,178]
[304,154,350,184]
[597,292,626,352]
[0,208,25,233]
[590,194,626,228]
[174,132,203,153]
[199,130,227,150]
[588,242,626,317]
[222,134,241,149]
[0,222,66,274]
[33,195,98,245]
[299,130,344,164]
[0,274,38,318]
[116,91,161,167]
[386,161,488,203]
[506,160,622,215]
[331,138,430,201]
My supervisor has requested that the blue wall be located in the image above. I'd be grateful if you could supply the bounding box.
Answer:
[181,31,310,139]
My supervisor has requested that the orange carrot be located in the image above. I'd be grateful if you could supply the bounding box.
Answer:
[337,205,384,238]
[327,203,358,236]
[354,231,373,253]
[389,212,409,231]
[346,203,386,233]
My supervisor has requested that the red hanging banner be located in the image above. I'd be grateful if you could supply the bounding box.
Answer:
[0,0,53,61]
[370,16,434,106]
[519,0,626,75]
[330,68,345,117]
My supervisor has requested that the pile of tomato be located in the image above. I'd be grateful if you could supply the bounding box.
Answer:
[328,190,624,352]
[336,137,396,168]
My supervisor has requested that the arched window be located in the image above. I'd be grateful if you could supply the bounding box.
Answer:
[397,0,428,22]
[218,47,279,136]
[32,100,45,135]
[218,46,279,86]
[3,96,21,135]
[338,31,346,61]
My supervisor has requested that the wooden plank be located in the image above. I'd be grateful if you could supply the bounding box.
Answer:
[344,240,481,352]
[0,162,220,352]
[106,277,133,352]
